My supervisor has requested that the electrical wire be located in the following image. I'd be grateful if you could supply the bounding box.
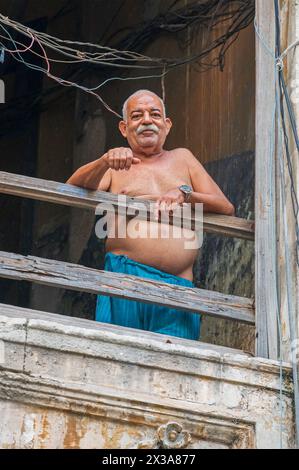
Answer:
[0,22,122,118]
[0,0,254,72]
[0,13,165,69]
[0,26,170,96]
[0,1,254,120]
[279,39,299,63]
[0,19,171,119]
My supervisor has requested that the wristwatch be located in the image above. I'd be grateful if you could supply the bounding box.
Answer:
[179,184,193,202]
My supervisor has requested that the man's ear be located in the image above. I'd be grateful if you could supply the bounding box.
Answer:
[119,120,127,138]
[165,117,172,136]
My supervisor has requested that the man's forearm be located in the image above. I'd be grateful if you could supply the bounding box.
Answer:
[66,155,109,190]
[190,191,235,216]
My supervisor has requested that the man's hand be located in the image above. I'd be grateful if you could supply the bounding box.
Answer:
[154,188,185,220]
[104,147,141,171]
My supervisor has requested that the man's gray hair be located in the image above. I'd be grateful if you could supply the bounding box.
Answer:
[122,89,166,121]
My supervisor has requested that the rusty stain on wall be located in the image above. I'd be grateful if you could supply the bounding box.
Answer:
[63,413,88,449]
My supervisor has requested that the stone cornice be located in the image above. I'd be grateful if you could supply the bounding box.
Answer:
[0,307,293,394]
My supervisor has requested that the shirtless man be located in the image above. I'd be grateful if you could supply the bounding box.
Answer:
[66,89,235,340]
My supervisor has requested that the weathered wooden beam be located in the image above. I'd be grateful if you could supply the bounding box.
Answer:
[255,0,278,359]
[0,251,255,325]
[0,171,254,240]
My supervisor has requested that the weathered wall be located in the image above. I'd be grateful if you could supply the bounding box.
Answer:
[0,306,295,449]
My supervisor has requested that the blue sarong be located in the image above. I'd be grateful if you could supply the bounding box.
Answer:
[96,252,201,340]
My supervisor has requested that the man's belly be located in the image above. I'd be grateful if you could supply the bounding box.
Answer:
[104,215,199,281]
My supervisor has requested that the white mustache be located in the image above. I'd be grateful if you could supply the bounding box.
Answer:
[136,124,159,135]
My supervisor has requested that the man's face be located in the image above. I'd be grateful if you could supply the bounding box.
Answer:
[119,93,172,153]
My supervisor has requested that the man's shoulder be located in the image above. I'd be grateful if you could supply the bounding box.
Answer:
[172,147,192,153]
[172,147,194,155]
[171,148,197,162]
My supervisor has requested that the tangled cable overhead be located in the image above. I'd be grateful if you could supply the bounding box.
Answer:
[0,13,166,69]
[0,0,254,119]
[113,0,255,71]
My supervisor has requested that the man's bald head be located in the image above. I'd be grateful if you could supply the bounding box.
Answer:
[119,89,172,155]
[122,89,166,121]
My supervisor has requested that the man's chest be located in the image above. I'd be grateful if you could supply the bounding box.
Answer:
[110,156,191,197]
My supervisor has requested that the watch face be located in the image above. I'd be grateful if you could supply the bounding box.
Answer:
[180,185,192,192]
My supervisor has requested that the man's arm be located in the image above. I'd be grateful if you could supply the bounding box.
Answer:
[66,155,111,191]
[154,148,235,219]
[66,147,141,191]
[183,149,235,216]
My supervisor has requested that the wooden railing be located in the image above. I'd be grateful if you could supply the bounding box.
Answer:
[0,171,254,240]
[0,251,254,324]
[0,171,255,328]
